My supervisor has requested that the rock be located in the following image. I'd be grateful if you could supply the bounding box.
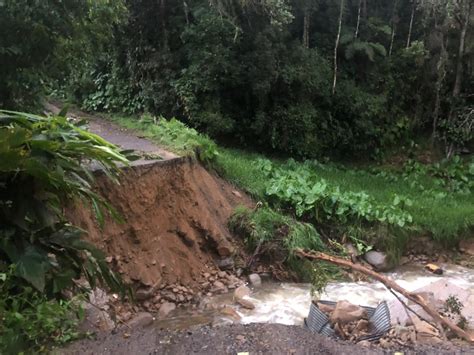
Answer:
[232,190,242,198]
[80,303,115,332]
[248,273,262,287]
[216,257,234,270]
[212,280,227,293]
[158,302,176,318]
[378,338,391,348]
[135,287,154,301]
[203,272,211,279]
[393,325,411,338]
[316,302,335,314]
[220,306,241,320]
[357,340,371,347]
[410,314,442,345]
[119,311,132,322]
[234,285,251,299]
[459,239,474,256]
[354,319,369,333]
[364,251,390,271]
[236,297,255,310]
[126,312,154,329]
[217,245,233,257]
[329,300,368,325]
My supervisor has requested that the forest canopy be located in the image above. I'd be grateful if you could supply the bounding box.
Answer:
[0,0,472,158]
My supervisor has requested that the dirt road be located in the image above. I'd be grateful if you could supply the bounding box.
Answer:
[45,103,178,164]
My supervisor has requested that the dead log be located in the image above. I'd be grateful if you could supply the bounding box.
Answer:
[295,248,474,343]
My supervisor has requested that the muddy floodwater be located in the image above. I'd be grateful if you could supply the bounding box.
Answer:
[154,263,474,330]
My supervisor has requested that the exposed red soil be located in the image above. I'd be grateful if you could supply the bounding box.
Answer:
[67,157,252,290]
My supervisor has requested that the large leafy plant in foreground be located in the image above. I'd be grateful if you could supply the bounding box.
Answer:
[0,110,128,296]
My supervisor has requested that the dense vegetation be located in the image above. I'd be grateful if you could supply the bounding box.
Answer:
[1,0,473,159]
[0,0,473,351]
[0,111,130,351]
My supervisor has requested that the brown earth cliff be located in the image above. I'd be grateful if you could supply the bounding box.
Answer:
[67,157,252,290]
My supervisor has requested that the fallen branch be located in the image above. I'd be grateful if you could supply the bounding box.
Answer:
[295,248,474,343]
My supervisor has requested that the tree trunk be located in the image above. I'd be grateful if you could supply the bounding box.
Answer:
[183,1,190,25]
[303,9,310,48]
[295,249,474,343]
[452,3,471,98]
[389,1,399,57]
[432,35,449,143]
[362,0,367,18]
[332,0,344,95]
[406,0,416,49]
[354,0,362,38]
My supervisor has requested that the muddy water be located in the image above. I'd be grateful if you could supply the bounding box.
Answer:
[155,264,474,330]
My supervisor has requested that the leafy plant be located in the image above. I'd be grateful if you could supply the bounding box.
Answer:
[261,159,413,228]
[0,266,84,353]
[229,205,325,279]
[0,110,129,296]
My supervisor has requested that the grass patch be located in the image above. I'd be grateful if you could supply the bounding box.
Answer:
[103,114,474,254]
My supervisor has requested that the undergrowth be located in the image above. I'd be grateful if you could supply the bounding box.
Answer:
[0,267,84,354]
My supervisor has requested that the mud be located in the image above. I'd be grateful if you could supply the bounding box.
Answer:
[67,157,252,290]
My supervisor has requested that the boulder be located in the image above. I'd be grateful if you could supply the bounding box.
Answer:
[316,301,335,314]
[363,251,390,271]
[411,315,442,345]
[329,300,367,325]
[248,273,262,286]
[126,312,154,329]
[234,285,251,299]
[211,280,227,293]
[459,239,474,256]
[216,257,234,270]
[158,302,176,318]
[236,297,256,310]
[79,304,115,332]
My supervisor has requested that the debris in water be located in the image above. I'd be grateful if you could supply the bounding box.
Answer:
[424,263,443,275]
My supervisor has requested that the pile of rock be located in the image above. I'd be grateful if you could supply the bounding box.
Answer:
[132,269,244,316]
[378,315,442,348]
[316,300,371,341]
[199,269,243,296]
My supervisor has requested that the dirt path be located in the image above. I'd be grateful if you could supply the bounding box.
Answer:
[45,103,178,164]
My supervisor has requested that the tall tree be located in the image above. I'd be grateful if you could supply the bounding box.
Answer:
[452,0,472,98]
[332,0,345,94]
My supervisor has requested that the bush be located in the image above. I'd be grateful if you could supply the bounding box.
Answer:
[0,266,83,353]
[0,110,129,351]
[0,110,128,296]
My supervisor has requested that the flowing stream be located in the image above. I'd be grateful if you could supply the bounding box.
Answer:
[154,264,474,330]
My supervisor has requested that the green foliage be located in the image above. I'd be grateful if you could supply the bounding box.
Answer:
[228,205,325,279]
[261,159,413,228]
[372,156,474,195]
[0,266,84,353]
[0,110,128,296]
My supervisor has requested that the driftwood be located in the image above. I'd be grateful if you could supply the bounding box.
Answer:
[295,248,474,343]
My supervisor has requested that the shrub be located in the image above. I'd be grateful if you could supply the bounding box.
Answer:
[0,109,129,351]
